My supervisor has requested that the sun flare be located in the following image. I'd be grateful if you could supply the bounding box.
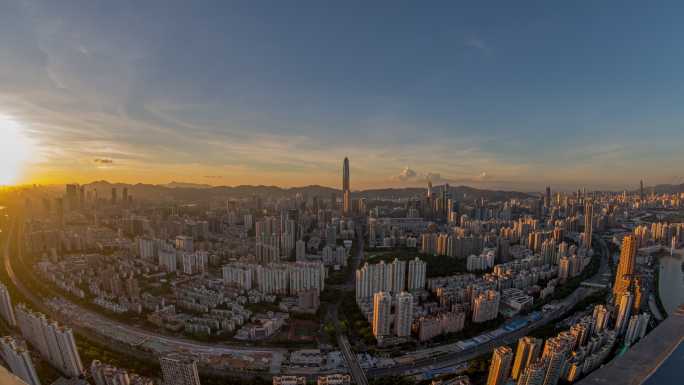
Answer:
[0,115,32,185]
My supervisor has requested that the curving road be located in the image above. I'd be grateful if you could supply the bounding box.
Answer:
[6,210,610,379]
[367,287,591,378]
[3,214,287,375]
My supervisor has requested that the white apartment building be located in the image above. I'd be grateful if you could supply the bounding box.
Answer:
[395,292,414,337]
[0,282,16,326]
[0,337,40,385]
[372,292,392,338]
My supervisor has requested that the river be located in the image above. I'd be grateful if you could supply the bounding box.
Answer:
[658,253,684,315]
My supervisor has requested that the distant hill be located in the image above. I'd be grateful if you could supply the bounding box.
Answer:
[164,181,214,189]
[359,185,532,201]
[651,183,684,194]
[81,181,532,203]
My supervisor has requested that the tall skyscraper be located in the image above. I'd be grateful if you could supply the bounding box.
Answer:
[355,259,408,300]
[372,292,392,338]
[0,337,41,385]
[342,157,351,216]
[441,184,450,217]
[0,282,16,326]
[395,292,414,338]
[486,346,513,385]
[639,180,644,201]
[159,355,201,385]
[584,200,593,249]
[541,337,570,385]
[518,361,547,385]
[615,291,634,335]
[624,313,650,346]
[632,276,644,313]
[592,304,610,334]
[512,337,542,380]
[407,258,426,291]
[613,235,637,298]
[544,186,551,208]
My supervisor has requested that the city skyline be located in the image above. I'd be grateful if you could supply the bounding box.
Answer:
[2,2,684,385]
[1,1,684,190]
[0,155,675,195]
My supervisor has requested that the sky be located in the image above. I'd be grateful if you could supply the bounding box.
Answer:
[1,0,683,191]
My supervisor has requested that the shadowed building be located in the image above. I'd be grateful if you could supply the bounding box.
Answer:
[578,305,684,385]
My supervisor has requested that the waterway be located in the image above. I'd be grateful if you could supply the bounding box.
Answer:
[658,252,684,315]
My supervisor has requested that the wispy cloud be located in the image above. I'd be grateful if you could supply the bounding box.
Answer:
[0,2,680,190]
[464,37,491,54]
[393,167,493,187]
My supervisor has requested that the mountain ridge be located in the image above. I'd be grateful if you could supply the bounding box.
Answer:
[81,181,533,202]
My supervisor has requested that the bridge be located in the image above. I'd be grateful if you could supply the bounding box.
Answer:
[580,281,609,289]
[338,335,368,385]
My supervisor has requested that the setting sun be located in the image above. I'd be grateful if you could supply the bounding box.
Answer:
[0,115,32,185]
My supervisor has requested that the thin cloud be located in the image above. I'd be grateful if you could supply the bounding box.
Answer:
[393,168,452,185]
[465,37,491,54]
[396,166,418,181]
[93,158,114,164]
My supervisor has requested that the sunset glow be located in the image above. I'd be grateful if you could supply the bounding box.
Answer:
[0,115,32,185]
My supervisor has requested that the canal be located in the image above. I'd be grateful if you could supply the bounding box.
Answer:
[658,252,684,315]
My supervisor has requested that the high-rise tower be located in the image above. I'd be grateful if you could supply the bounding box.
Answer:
[0,337,41,385]
[512,337,542,380]
[486,346,513,385]
[613,235,637,298]
[372,292,392,338]
[395,292,414,337]
[584,199,593,249]
[615,291,634,335]
[545,186,551,208]
[0,283,16,326]
[342,157,351,215]
[343,157,349,191]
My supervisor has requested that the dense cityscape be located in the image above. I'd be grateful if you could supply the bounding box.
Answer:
[1,2,684,385]
[0,157,683,385]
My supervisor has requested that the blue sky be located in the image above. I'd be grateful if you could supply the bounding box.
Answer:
[1,0,683,190]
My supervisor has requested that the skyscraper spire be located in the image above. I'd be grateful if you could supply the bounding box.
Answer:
[343,157,350,192]
[343,157,351,215]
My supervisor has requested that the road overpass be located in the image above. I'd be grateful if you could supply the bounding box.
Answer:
[338,335,368,385]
